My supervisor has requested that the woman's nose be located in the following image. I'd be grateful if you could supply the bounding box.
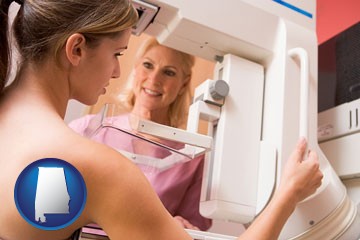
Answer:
[112,62,121,79]
[147,70,161,83]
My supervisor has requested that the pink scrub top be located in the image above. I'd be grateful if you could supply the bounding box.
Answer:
[69,114,212,230]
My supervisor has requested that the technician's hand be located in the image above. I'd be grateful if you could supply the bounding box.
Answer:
[279,137,323,203]
[174,216,200,230]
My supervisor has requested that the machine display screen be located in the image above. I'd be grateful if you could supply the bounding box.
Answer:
[318,22,360,112]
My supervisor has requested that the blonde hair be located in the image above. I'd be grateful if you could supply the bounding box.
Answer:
[122,37,195,127]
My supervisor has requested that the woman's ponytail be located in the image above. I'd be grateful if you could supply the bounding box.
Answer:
[0,0,12,93]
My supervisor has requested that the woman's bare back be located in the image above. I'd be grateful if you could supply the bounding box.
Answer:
[0,94,190,240]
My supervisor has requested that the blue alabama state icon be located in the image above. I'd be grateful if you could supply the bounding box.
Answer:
[14,158,87,230]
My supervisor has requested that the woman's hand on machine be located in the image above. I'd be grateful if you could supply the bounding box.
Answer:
[278,137,323,204]
[174,216,200,230]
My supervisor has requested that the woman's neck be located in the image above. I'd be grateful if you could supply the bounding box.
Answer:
[6,62,69,119]
[131,105,170,126]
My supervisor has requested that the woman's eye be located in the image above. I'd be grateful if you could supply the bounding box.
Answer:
[115,53,124,58]
[164,69,176,77]
[143,62,153,69]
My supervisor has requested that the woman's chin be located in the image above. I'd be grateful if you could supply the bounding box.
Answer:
[82,95,101,106]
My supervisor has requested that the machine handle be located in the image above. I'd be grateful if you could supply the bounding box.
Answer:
[288,48,309,140]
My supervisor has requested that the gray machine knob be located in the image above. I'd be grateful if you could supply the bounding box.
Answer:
[210,80,230,100]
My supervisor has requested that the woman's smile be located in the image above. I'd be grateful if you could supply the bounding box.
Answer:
[143,88,162,97]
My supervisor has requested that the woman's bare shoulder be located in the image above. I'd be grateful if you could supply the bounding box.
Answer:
[62,132,191,239]
[62,130,139,185]
[61,133,148,213]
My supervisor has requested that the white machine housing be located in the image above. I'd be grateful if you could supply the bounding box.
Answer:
[133,0,360,239]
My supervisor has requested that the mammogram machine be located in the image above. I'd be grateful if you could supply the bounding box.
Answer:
[128,1,360,239]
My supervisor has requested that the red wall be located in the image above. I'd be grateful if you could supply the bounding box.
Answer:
[317,0,360,44]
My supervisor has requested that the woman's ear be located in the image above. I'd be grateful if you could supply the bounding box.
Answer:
[65,33,86,66]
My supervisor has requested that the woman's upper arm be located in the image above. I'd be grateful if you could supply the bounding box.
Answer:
[82,145,192,240]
